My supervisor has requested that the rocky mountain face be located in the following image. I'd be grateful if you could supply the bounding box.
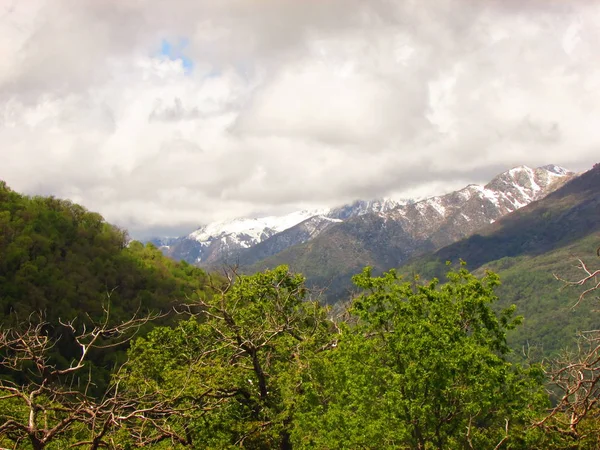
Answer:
[149,165,575,280]
[429,163,599,269]
[328,198,407,219]
[150,199,408,266]
[246,164,576,299]
[384,164,573,249]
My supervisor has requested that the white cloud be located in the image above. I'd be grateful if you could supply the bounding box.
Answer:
[0,0,598,237]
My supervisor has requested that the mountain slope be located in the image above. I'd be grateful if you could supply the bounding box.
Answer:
[154,198,409,265]
[0,181,212,323]
[152,209,326,264]
[0,180,214,391]
[250,165,575,300]
[432,164,598,267]
[399,163,600,355]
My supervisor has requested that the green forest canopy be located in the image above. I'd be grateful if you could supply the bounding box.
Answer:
[0,181,599,449]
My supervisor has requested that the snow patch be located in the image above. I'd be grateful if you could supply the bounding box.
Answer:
[428,197,447,217]
[471,185,500,207]
[189,208,329,244]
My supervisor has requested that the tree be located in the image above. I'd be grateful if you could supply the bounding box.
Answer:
[293,265,546,449]
[0,306,187,449]
[536,250,600,447]
[122,265,334,449]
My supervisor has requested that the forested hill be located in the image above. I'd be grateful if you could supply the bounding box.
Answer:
[0,180,211,326]
[400,163,600,355]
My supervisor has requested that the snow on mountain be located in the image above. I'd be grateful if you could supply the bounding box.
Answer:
[328,198,409,220]
[170,198,413,264]
[150,164,575,266]
[172,208,330,263]
[391,165,572,221]
[383,164,575,247]
[189,209,329,248]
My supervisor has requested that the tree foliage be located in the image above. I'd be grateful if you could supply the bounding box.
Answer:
[121,265,334,449]
[292,265,547,449]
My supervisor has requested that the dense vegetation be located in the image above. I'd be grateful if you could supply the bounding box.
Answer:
[1,181,600,448]
[3,260,600,449]
[401,237,600,358]
[0,181,213,389]
[0,181,211,324]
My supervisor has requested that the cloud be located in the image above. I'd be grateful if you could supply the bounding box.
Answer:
[149,97,201,122]
[0,0,599,238]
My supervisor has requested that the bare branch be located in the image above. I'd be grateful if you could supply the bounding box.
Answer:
[0,303,180,449]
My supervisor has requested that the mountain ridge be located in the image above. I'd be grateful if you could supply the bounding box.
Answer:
[397,162,600,355]
[149,164,576,279]
[246,164,576,300]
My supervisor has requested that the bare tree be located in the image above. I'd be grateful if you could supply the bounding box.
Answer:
[0,305,192,449]
[536,248,600,440]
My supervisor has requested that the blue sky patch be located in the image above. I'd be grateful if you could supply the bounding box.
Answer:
[159,38,194,74]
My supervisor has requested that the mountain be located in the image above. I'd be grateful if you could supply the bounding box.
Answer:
[248,165,576,300]
[150,209,325,264]
[327,198,408,219]
[385,164,573,249]
[152,198,409,265]
[399,163,600,356]
[149,164,575,295]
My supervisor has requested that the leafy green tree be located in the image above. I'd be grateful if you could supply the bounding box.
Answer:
[122,265,334,449]
[293,265,547,449]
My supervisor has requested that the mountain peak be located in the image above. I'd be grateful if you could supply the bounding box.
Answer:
[149,162,578,267]
[539,164,571,175]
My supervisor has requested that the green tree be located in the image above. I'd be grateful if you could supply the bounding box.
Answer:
[293,265,547,449]
[122,265,334,449]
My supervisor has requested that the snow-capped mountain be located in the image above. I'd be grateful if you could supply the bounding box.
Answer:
[328,198,409,220]
[190,209,328,248]
[383,164,575,247]
[150,198,410,265]
[150,209,326,264]
[240,164,577,300]
[149,164,575,268]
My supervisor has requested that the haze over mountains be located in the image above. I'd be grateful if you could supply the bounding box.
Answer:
[150,164,576,294]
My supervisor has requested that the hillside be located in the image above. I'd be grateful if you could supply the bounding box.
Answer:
[400,163,600,355]
[0,181,213,384]
[0,181,211,323]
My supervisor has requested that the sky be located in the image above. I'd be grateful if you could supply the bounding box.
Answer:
[0,0,598,238]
